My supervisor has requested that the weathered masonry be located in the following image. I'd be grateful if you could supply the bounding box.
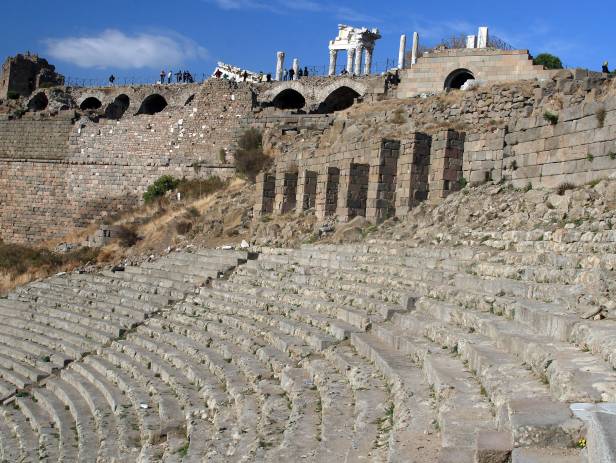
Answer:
[255,94,616,222]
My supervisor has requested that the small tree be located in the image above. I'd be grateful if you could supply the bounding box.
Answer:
[143,175,179,203]
[533,53,563,70]
[234,128,271,182]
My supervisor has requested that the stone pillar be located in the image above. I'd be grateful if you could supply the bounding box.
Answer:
[398,34,407,69]
[354,46,363,76]
[292,58,299,80]
[274,170,299,214]
[411,32,419,65]
[328,49,338,76]
[346,49,354,74]
[253,172,276,219]
[428,129,466,201]
[275,51,285,81]
[477,27,489,48]
[364,47,374,75]
[338,161,369,221]
[367,139,401,223]
[296,170,317,213]
[466,35,477,49]
[395,132,432,216]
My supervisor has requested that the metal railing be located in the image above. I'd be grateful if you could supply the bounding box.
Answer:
[64,59,399,88]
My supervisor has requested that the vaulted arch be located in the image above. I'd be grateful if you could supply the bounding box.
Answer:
[272,89,306,110]
[317,86,361,113]
[137,94,168,115]
[27,92,48,111]
[80,97,103,111]
[104,94,130,120]
[444,68,475,89]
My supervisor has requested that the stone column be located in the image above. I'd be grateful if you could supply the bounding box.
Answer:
[477,27,489,48]
[428,129,465,202]
[292,58,299,80]
[328,49,338,76]
[411,32,419,65]
[253,172,276,219]
[367,139,401,223]
[398,34,407,69]
[354,46,363,76]
[346,49,354,74]
[275,51,285,81]
[364,47,374,75]
[395,132,432,216]
[466,35,477,49]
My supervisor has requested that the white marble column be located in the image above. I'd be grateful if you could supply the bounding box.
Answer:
[364,47,373,75]
[275,51,285,81]
[477,27,489,48]
[292,58,299,80]
[328,49,338,76]
[411,32,419,65]
[346,49,354,74]
[398,34,407,69]
[354,46,363,75]
[466,35,477,49]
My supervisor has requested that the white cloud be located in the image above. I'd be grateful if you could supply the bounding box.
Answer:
[208,0,380,23]
[44,30,208,69]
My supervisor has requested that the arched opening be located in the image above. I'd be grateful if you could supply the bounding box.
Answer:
[27,92,48,111]
[137,94,168,115]
[444,69,475,90]
[317,86,361,113]
[272,89,305,110]
[184,94,196,106]
[80,97,102,111]
[104,94,130,120]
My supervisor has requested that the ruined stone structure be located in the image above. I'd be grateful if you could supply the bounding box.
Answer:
[0,54,64,99]
[328,24,382,76]
[255,75,616,223]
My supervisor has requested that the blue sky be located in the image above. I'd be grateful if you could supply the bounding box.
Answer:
[3,0,614,84]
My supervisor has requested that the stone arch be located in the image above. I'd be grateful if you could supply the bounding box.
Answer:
[444,68,475,90]
[27,92,48,111]
[272,89,306,110]
[80,96,103,111]
[317,86,361,113]
[137,94,168,115]
[104,94,130,120]
[315,78,368,103]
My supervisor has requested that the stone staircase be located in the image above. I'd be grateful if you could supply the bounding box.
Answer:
[0,240,614,462]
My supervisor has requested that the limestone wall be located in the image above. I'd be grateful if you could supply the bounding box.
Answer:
[0,80,253,244]
[464,96,616,188]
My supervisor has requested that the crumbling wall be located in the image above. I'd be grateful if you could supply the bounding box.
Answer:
[0,80,255,244]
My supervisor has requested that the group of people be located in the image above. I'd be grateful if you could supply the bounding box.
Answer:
[160,69,195,84]
[281,66,310,81]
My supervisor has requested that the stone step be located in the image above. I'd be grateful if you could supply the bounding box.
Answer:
[60,368,129,461]
[0,406,40,462]
[388,308,585,450]
[18,286,148,321]
[45,378,100,461]
[0,331,69,370]
[124,264,205,285]
[511,447,584,462]
[414,297,616,403]
[68,361,142,451]
[1,318,88,360]
[211,278,365,338]
[16,395,61,462]
[350,332,442,462]
[99,269,195,295]
[32,387,80,462]
[0,410,22,462]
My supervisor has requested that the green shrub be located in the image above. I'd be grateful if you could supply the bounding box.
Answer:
[596,107,606,128]
[176,176,226,200]
[543,110,559,125]
[533,53,564,70]
[557,182,575,196]
[234,128,271,182]
[219,148,227,164]
[587,153,594,162]
[609,151,616,160]
[6,91,20,100]
[458,177,468,188]
[510,159,518,171]
[143,175,179,203]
